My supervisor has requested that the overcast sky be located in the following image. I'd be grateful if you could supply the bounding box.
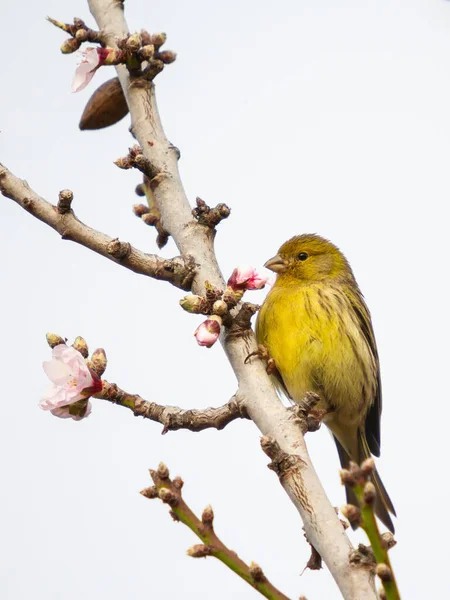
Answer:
[1,1,450,599]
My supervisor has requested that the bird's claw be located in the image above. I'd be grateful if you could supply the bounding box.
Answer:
[245,344,277,375]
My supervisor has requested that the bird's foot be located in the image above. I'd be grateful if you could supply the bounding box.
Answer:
[244,344,277,375]
[289,392,325,433]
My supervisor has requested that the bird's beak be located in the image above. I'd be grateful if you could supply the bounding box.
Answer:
[264,254,288,273]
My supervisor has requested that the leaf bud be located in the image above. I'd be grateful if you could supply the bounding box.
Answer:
[158,488,178,506]
[157,462,170,479]
[341,504,362,528]
[249,562,265,582]
[339,468,356,487]
[186,544,211,558]
[114,157,133,169]
[363,481,376,505]
[172,476,184,489]
[361,458,375,477]
[376,563,393,582]
[140,486,158,499]
[201,505,214,525]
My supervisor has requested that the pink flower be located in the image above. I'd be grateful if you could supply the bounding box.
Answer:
[50,401,92,421]
[72,48,112,93]
[40,344,101,419]
[194,317,222,348]
[227,265,269,291]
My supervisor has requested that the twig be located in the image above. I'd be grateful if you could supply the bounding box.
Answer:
[341,461,401,600]
[0,164,196,290]
[141,464,294,600]
[96,381,248,433]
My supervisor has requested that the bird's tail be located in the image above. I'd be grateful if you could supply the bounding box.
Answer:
[334,432,396,533]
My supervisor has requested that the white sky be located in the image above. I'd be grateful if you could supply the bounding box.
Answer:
[1,1,449,598]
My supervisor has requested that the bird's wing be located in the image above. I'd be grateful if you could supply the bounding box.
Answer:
[345,288,382,457]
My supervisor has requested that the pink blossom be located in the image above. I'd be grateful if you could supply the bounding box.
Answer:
[194,317,221,348]
[72,48,111,93]
[227,265,269,291]
[40,344,101,418]
[51,401,92,421]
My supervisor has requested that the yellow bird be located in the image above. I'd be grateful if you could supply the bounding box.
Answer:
[256,234,395,532]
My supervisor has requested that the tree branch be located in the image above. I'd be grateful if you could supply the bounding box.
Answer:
[97,381,248,433]
[141,463,294,600]
[0,163,196,290]
[85,2,377,598]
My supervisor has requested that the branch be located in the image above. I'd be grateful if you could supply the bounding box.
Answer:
[86,2,378,598]
[0,163,196,290]
[141,463,294,600]
[96,381,248,433]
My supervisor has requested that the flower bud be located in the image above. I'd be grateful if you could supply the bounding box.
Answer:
[75,28,88,42]
[61,38,81,54]
[149,32,167,47]
[135,183,146,197]
[46,333,66,348]
[180,294,207,314]
[133,203,150,217]
[227,265,269,291]
[141,212,158,225]
[91,348,107,376]
[72,336,89,358]
[126,33,142,52]
[194,316,222,348]
[158,50,177,64]
[139,44,155,60]
[212,300,228,316]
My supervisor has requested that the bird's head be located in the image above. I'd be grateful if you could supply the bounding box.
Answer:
[265,234,355,284]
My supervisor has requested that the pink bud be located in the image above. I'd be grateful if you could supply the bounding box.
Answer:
[227,265,269,291]
[194,317,221,348]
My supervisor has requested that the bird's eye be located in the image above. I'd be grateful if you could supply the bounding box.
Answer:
[297,252,309,261]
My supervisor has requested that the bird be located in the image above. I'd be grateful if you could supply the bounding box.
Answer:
[256,233,396,532]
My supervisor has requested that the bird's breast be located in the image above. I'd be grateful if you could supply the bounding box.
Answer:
[256,283,377,424]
